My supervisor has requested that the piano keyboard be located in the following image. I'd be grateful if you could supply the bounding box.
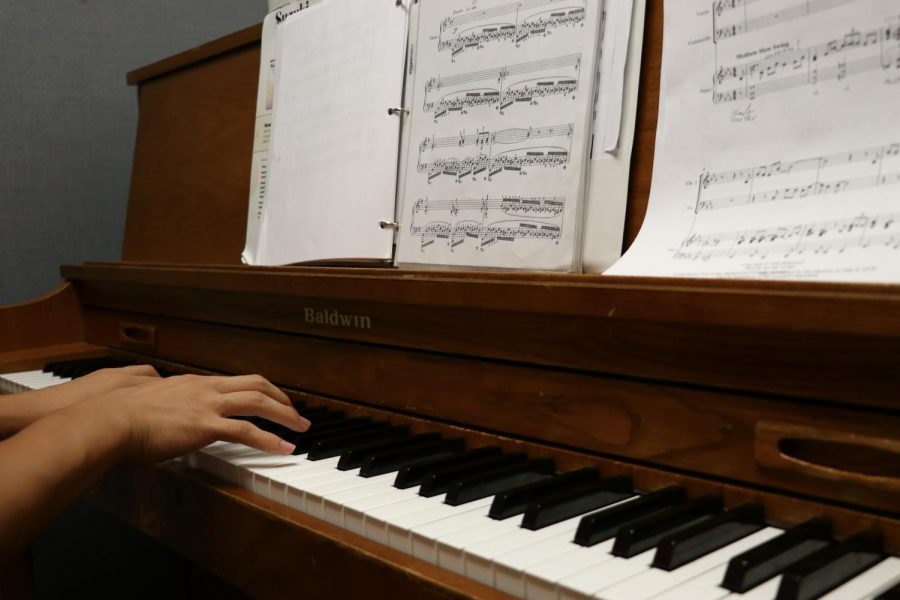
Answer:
[3,361,900,600]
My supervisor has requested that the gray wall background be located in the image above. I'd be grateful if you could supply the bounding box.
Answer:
[0,1,268,306]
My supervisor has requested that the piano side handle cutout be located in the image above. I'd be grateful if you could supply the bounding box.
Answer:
[118,322,157,350]
[755,420,900,492]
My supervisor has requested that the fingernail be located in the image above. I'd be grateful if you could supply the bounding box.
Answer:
[298,417,312,431]
[279,440,296,455]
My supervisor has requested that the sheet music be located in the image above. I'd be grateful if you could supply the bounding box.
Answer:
[606,0,900,281]
[582,0,646,273]
[593,0,635,155]
[255,0,408,265]
[396,0,604,271]
[242,1,320,265]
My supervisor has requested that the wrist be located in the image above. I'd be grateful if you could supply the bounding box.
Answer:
[51,399,133,470]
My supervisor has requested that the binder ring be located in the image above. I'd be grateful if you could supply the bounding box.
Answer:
[387,107,409,116]
[379,220,400,230]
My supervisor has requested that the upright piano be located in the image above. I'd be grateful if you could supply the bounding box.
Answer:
[2,3,899,598]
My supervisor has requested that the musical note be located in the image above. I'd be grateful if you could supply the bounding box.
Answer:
[712,23,900,104]
[694,142,900,212]
[674,211,900,261]
[409,195,566,251]
[712,0,867,41]
[438,0,587,58]
[423,54,581,119]
[416,123,574,181]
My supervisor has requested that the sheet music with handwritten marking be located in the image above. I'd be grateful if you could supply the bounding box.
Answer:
[607,0,900,281]
[395,0,604,271]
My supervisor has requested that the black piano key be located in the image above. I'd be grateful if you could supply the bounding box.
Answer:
[522,475,634,531]
[722,517,832,593]
[776,530,884,600]
[652,502,765,571]
[46,357,127,378]
[611,494,723,558]
[875,580,900,599]
[307,425,408,460]
[290,414,371,436]
[295,407,345,424]
[419,453,529,497]
[289,419,383,454]
[394,446,502,489]
[360,438,465,478]
[445,458,556,506]
[311,427,411,461]
[574,485,685,547]
[337,432,443,471]
[490,468,601,520]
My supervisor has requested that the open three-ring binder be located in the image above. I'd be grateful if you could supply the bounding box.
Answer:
[242,0,642,272]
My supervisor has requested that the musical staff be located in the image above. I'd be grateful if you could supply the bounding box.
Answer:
[424,54,581,119]
[438,0,586,58]
[674,211,900,262]
[712,0,865,42]
[695,142,900,212]
[712,23,900,104]
[410,195,566,251]
[413,195,565,217]
[416,123,574,181]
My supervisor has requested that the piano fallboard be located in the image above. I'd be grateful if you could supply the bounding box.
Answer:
[58,263,900,520]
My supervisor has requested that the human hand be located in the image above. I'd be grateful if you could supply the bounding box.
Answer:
[1,365,162,439]
[49,364,161,402]
[62,373,311,465]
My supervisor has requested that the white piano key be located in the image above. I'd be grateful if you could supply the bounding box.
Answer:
[556,548,656,600]
[723,575,781,600]
[320,473,411,526]
[819,556,900,600]
[386,497,494,555]
[242,454,303,495]
[493,529,587,597]
[462,513,593,587]
[595,527,782,600]
[410,507,520,563]
[524,541,618,600]
[646,566,732,600]
[493,496,639,597]
[203,447,260,481]
[277,458,345,511]
[2,370,70,389]
[341,486,426,536]
[364,496,443,544]
[304,470,393,520]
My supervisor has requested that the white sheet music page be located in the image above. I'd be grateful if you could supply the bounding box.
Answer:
[256,0,408,265]
[395,0,604,271]
[606,0,900,281]
[242,1,321,265]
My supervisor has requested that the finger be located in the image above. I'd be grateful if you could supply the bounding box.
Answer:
[116,364,160,377]
[93,365,160,379]
[218,391,311,432]
[209,374,291,406]
[216,418,296,455]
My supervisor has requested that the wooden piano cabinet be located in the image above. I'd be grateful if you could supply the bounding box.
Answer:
[2,0,897,595]
[78,299,900,516]
[91,464,514,600]
[0,283,105,373]
[122,25,261,265]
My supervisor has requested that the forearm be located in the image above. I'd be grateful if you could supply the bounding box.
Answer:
[0,388,71,440]
[0,407,126,562]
